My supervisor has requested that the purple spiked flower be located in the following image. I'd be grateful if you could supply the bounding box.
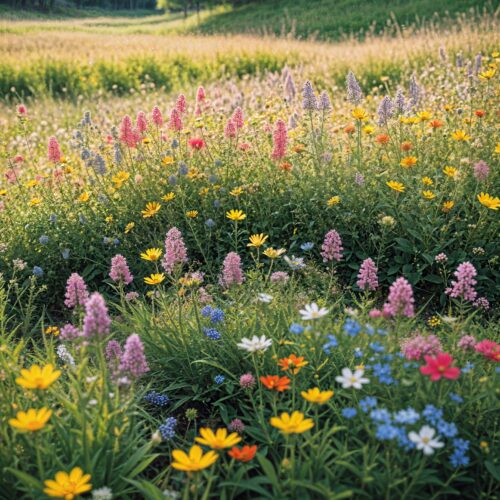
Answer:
[302,81,318,110]
[318,91,331,111]
[64,273,89,309]
[320,230,343,263]
[60,323,80,341]
[383,277,415,318]
[162,227,188,275]
[109,254,133,285]
[118,334,149,379]
[82,292,111,338]
[219,252,245,288]
[357,258,379,291]
[346,71,363,104]
[377,96,394,126]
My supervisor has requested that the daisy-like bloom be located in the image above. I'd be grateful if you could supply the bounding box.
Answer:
[162,192,176,202]
[228,445,257,462]
[230,187,244,197]
[124,222,135,234]
[477,192,500,210]
[195,428,241,449]
[408,426,444,455]
[400,156,417,168]
[299,303,329,321]
[420,353,460,381]
[29,197,42,206]
[44,467,92,499]
[327,195,341,207]
[186,210,198,218]
[422,190,436,200]
[386,181,405,192]
[237,335,272,353]
[16,364,61,390]
[422,177,433,186]
[9,408,52,432]
[270,411,314,434]
[451,129,471,141]
[479,68,496,80]
[144,273,165,285]
[416,110,432,121]
[140,248,162,262]
[260,375,291,391]
[263,248,286,259]
[443,166,458,178]
[351,108,368,121]
[78,192,90,203]
[278,354,308,375]
[442,201,454,213]
[335,368,369,389]
[257,293,273,303]
[301,387,334,404]
[141,202,161,218]
[171,445,218,472]
[226,209,246,221]
[247,233,268,248]
[428,119,444,129]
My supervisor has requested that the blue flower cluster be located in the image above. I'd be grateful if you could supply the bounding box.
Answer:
[144,391,170,407]
[214,375,225,384]
[371,362,396,385]
[159,417,177,440]
[323,335,338,354]
[203,327,221,340]
[450,438,470,467]
[201,306,225,324]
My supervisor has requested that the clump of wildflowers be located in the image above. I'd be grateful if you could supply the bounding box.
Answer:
[82,293,111,339]
[401,333,442,360]
[320,229,343,262]
[64,273,89,309]
[445,262,478,302]
[118,334,149,379]
[109,254,133,285]
[162,227,188,275]
[383,277,415,317]
[219,252,244,288]
[357,258,378,291]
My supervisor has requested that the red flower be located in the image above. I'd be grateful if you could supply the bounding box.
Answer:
[420,353,460,381]
[188,138,205,150]
[474,340,500,362]
[228,444,257,462]
[259,375,290,392]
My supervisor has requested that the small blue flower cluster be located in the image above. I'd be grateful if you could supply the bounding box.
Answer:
[450,438,470,467]
[203,327,221,340]
[159,417,177,440]
[214,375,225,384]
[144,391,170,407]
[323,335,338,354]
[201,305,225,324]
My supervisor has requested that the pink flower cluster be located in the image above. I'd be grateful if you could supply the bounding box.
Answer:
[383,277,415,317]
[445,262,477,302]
[357,258,378,291]
[220,252,245,288]
[474,340,500,362]
[320,230,343,263]
[82,292,111,338]
[151,105,163,127]
[169,108,183,131]
[400,332,443,360]
[271,119,287,160]
[162,227,188,274]
[64,273,89,309]
[120,115,141,148]
[48,136,61,163]
[106,334,149,381]
[109,254,133,285]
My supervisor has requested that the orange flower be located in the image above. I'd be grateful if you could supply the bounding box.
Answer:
[400,156,417,168]
[279,161,293,172]
[428,119,444,129]
[260,375,291,392]
[228,445,257,462]
[344,124,355,134]
[400,141,413,151]
[277,354,308,375]
[375,134,390,145]
[292,144,305,153]
[474,110,486,118]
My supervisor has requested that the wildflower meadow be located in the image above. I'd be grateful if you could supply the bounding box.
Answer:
[0,2,499,499]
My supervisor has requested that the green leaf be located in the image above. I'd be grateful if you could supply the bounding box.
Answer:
[485,461,500,482]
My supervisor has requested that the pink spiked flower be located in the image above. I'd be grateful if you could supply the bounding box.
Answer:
[176,94,187,114]
[196,86,206,103]
[152,105,163,127]
[118,334,149,379]
[82,292,111,338]
[120,115,140,148]
[473,160,489,181]
[225,119,236,139]
[64,273,89,309]
[136,111,148,133]
[321,229,343,263]
[401,333,442,360]
[162,227,188,274]
[474,339,500,362]
[383,277,415,317]
[109,254,133,285]
[271,119,287,160]
[48,136,61,163]
[169,108,183,131]
[357,258,378,291]
[219,252,245,288]
[232,107,244,129]
[445,262,477,302]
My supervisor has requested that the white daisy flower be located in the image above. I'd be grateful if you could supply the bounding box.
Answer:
[335,367,370,389]
[257,293,273,303]
[237,335,272,353]
[408,426,444,455]
[299,302,329,320]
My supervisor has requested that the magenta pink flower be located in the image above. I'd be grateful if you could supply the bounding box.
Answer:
[420,352,460,381]
[474,339,500,362]
[82,292,111,338]
[384,277,415,317]
[119,334,149,379]
[109,254,133,285]
[48,136,61,163]
[239,373,256,389]
[225,119,236,139]
[320,229,343,263]
[136,111,148,133]
[228,418,245,433]
[60,323,80,341]
[220,252,245,288]
[17,104,27,115]
[401,333,442,360]
[162,227,188,274]
[270,271,289,284]
[457,335,477,350]
[176,94,187,114]
[473,160,489,181]
[64,273,89,309]
[271,119,287,160]
[232,107,244,129]
[445,262,477,302]
[120,115,140,148]
[152,105,163,127]
[357,258,378,291]
[196,86,206,103]
[169,108,183,131]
